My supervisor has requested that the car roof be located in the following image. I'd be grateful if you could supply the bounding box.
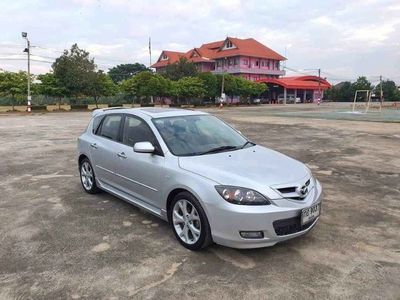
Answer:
[92,107,208,119]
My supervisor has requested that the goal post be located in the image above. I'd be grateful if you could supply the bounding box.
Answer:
[352,90,372,113]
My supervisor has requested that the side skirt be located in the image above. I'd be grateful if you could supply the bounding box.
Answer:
[97,179,168,222]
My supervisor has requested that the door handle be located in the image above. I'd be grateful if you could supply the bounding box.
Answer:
[90,143,98,149]
[117,152,127,159]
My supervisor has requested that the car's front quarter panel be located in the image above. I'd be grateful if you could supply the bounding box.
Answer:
[202,177,323,249]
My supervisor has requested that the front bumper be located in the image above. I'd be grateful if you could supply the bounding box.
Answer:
[206,179,323,249]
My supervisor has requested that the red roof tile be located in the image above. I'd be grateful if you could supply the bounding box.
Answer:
[151,37,285,68]
[256,76,331,90]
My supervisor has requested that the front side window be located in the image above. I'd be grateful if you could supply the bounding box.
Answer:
[153,115,252,156]
[99,114,122,141]
[122,115,158,147]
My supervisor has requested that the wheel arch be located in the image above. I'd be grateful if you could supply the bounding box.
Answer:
[166,188,189,221]
[166,186,209,222]
[78,154,89,167]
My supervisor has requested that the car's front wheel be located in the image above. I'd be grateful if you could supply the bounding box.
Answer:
[169,192,212,250]
[79,158,100,194]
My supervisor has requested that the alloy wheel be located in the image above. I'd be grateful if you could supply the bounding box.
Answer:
[172,199,201,245]
[81,161,94,190]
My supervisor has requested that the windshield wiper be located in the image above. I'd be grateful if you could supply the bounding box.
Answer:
[240,141,256,149]
[199,145,239,155]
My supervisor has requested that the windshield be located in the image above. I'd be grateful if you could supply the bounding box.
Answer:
[152,115,253,156]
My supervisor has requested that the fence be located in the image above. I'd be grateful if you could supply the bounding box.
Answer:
[0,94,134,106]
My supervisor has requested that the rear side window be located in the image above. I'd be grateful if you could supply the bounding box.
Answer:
[122,115,157,147]
[99,115,122,141]
[92,115,104,134]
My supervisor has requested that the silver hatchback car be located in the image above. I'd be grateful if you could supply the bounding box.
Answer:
[78,108,322,250]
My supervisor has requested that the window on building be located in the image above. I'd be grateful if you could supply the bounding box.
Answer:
[276,61,279,69]
[255,60,259,67]
[161,54,168,60]
[228,59,233,66]
[226,40,233,48]
[243,59,248,65]
[234,58,239,65]
[261,61,264,67]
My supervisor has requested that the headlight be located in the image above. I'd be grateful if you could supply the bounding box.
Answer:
[215,186,271,205]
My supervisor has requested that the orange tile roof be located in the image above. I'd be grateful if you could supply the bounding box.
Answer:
[151,50,186,68]
[151,37,286,68]
[256,76,331,90]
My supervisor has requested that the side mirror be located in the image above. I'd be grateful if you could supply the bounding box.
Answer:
[133,141,155,153]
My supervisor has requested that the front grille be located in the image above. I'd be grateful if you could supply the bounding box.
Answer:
[275,179,312,201]
[273,216,315,236]
[277,187,296,194]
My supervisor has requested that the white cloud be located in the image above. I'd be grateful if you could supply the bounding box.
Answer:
[0,0,399,82]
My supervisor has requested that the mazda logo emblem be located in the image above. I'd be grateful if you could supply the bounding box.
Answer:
[297,185,308,198]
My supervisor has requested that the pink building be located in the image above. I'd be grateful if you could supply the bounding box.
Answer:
[151,37,286,80]
[152,37,331,103]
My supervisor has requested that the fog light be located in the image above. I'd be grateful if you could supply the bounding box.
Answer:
[239,231,264,239]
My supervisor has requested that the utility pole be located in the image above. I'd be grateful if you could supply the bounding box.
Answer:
[149,37,153,104]
[149,36,152,67]
[220,57,227,106]
[379,75,383,111]
[318,68,321,105]
[22,32,31,113]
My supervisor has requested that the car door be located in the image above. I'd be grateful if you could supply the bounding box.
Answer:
[113,114,165,209]
[90,114,123,188]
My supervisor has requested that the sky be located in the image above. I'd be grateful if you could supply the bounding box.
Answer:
[0,0,399,85]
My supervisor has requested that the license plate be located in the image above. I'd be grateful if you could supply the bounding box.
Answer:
[301,203,320,225]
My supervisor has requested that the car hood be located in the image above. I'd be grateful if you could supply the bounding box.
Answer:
[178,145,310,196]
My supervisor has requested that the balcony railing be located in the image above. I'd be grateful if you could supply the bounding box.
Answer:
[211,67,285,76]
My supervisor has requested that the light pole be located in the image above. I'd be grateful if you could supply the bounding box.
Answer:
[303,68,321,104]
[220,57,227,105]
[22,32,31,112]
[284,44,292,69]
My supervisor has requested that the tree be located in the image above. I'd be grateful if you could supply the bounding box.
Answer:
[352,76,372,91]
[374,80,400,102]
[108,63,148,83]
[198,72,218,101]
[52,44,96,102]
[217,74,239,100]
[121,71,171,104]
[249,81,267,98]
[36,73,67,109]
[325,81,355,102]
[0,71,28,110]
[229,76,267,103]
[173,76,206,103]
[85,71,118,108]
[163,57,198,81]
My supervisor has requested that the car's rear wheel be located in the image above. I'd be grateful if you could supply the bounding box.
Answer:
[169,192,212,250]
[79,158,100,194]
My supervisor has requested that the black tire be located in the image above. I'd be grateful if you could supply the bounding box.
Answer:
[168,191,213,250]
[79,158,100,194]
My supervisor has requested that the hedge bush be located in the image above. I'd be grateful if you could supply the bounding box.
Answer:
[70,104,88,110]
[31,105,48,111]
[169,103,181,107]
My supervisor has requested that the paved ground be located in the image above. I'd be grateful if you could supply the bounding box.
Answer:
[0,104,399,299]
